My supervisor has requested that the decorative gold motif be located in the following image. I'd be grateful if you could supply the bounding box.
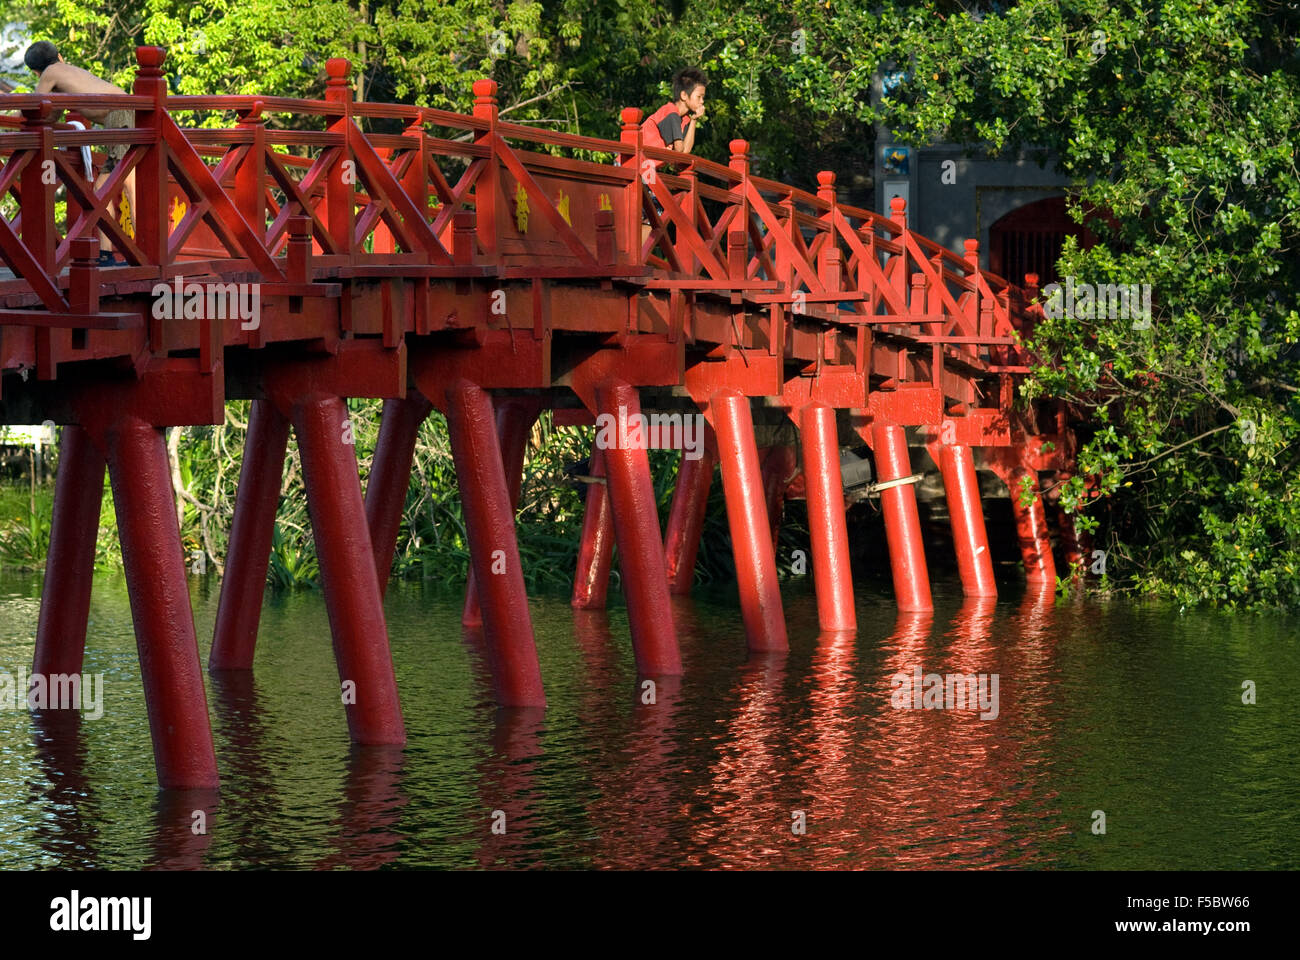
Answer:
[169,198,186,234]
[119,192,135,238]
[515,182,529,232]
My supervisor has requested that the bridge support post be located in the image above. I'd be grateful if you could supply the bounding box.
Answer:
[365,392,434,598]
[596,383,682,675]
[1052,484,1091,579]
[801,403,856,633]
[106,416,220,788]
[663,444,714,594]
[936,442,997,598]
[34,425,104,677]
[760,445,799,557]
[872,424,933,612]
[210,399,290,670]
[463,395,543,627]
[293,395,406,743]
[571,446,615,609]
[712,390,788,652]
[1007,464,1057,586]
[445,380,546,706]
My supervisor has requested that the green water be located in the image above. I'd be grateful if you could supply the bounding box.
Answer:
[0,569,1295,869]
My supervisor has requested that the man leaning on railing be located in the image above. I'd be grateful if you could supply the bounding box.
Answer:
[25,40,136,266]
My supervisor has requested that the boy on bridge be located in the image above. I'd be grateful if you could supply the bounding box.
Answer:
[638,67,707,244]
[25,41,136,266]
[642,67,708,162]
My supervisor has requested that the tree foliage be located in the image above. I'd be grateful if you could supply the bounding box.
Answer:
[865,0,1299,608]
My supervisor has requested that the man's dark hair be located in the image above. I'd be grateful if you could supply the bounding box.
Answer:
[24,41,60,73]
[672,67,708,102]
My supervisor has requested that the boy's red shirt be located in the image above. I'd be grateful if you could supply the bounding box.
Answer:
[640,102,693,156]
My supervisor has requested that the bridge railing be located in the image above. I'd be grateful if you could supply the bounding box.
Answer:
[0,46,1035,382]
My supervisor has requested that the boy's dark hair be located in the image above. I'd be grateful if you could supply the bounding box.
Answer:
[672,67,708,102]
[24,41,60,73]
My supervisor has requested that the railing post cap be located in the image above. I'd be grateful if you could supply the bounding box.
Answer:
[620,106,643,125]
[72,236,99,260]
[21,100,53,122]
[729,139,749,156]
[890,195,906,216]
[817,171,836,187]
[326,58,351,82]
[964,238,979,253]
[135,46,166,71]
[473,78,499,99]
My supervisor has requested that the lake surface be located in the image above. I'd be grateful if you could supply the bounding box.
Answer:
[0,568,1296,869]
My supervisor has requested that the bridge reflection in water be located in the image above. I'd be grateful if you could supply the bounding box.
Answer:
[5,576,1294,870]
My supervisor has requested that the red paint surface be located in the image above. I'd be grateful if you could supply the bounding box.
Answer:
[712,390,788,652]
[446,380,546,706]
[210,399,290,670]
[572,446,615,609]
[34,425,104,677]
[872,424,933,612]
[596,382,682,675]
[801,403,856,632]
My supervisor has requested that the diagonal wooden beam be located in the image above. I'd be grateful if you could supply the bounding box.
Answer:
[264,148,343,255]
[430,158,485,237]
[0,215,68,312]
[647,172,727,280]
[161,111,284,279]
[347,123,453,263]
[491,133,599,268]
[52,151,147,267]
[833,208,910,317]
[745,180,823,294]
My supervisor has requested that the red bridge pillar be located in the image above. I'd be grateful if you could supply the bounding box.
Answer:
[663,443,715,595]
[210,343,408,740]
[1007,464,1057,586]
[292,394,406,743]
[210,399,290,670]
[934,441,997,598]
[712,390,788,652]
[33,426,104,677]
[596,382,682,675]
[365,392,434,598]
[571,446,615,609]
[801,403,856,633]
[463,395,543,627]
[987,443,1060,587]
[445,380,547,705]
[872,424,933,612]
[1051,475,1092,578]
[760,444,799,557]
[105,416,220,788]
[43,362,226,790]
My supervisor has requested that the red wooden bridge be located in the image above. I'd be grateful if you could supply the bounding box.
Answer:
[1,49,1086,789]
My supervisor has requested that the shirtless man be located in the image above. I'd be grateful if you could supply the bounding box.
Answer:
[25,41,135,264]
